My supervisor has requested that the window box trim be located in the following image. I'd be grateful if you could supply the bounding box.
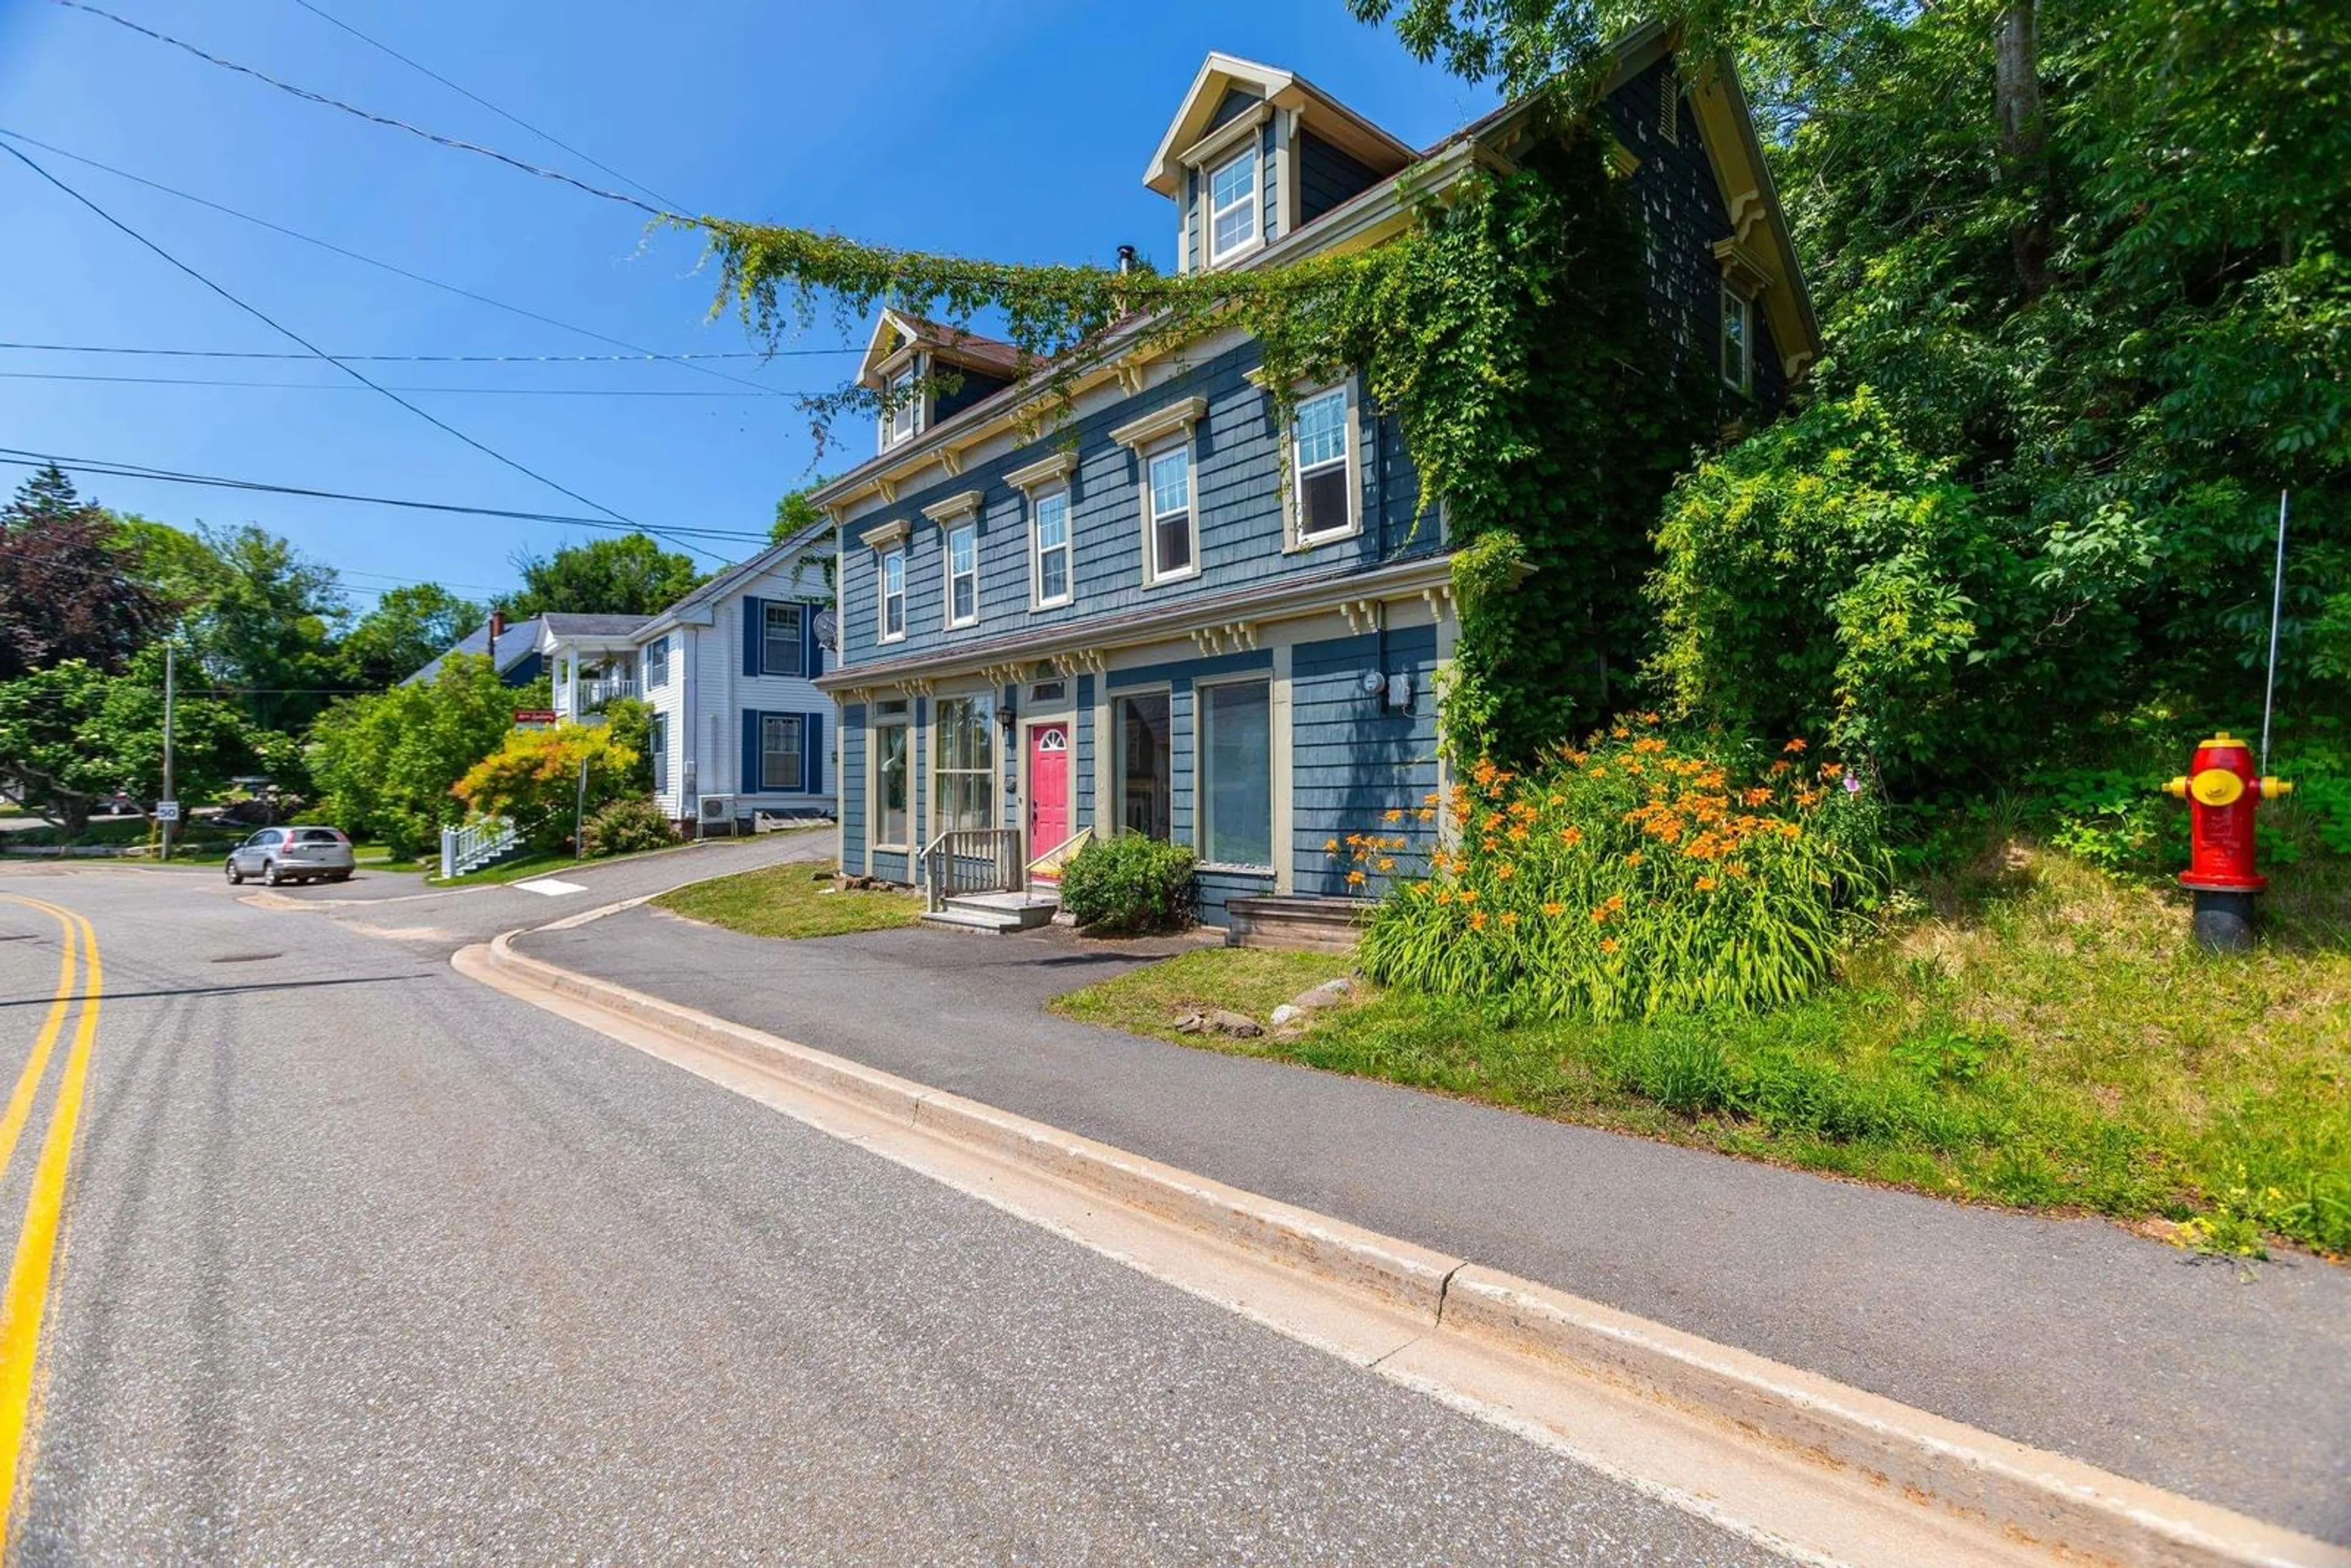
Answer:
[1177,101,1271,172]
[1109,396,1207,452]
[859,518,911,552]
[1005,451,1076,492]
[920,489,984,526]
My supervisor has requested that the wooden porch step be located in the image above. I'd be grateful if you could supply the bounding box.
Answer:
[1224,895,1373,953]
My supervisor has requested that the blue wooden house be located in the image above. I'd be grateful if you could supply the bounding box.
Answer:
[812,26,1818,938]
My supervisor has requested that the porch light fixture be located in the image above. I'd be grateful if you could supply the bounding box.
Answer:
[994,697,1018,737]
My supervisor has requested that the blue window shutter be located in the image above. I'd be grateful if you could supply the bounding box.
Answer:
[804,711,823,796]
[741,710,762,793]
[804,604,822,678]
[742,596,763,676]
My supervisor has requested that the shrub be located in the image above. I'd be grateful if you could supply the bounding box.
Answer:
[1060,833,1197,933]
[309,655,543,860]
[452,724,638,853]
[581,797,677,859]
[1359,716,1888,1019]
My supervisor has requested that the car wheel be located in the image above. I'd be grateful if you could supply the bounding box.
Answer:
[262,861,282,887]
[225,860,244,886]
[326,871,352,883]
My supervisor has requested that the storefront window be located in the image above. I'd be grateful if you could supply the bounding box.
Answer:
[1199,681,1272,867]
[1117,692,1172,840]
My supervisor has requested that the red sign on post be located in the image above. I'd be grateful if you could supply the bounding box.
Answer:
[512,709,558,732]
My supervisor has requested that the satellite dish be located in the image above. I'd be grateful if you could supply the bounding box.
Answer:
[814,609,839,651]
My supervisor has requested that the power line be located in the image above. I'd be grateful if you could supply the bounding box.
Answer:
[50,1,674,219]
[0,369,815,397]
[0,130,806,397]
[287,0,684,214]
[0,139,730,565]
[0,340,852,362]
[0,449,774,542]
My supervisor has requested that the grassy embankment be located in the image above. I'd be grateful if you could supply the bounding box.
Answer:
[652,858,924,939]
[1051,840,2350,1258]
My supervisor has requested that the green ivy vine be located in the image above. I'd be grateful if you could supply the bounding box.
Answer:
[694,116,1712,765]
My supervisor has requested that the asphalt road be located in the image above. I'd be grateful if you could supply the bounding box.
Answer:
[0,863,1783,1564]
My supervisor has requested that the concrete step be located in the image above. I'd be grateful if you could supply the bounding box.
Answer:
[922,890,1060,934]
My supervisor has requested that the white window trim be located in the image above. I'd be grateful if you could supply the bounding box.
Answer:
[1191,672,1280,874]
[645,634,670,686]
[1286,380,1363,549]
[877,546,907,645]
[1721,284,1753,394]
[943,520,979,630]
[1205,144,1262,266]
[929,689,998,836]
[1028,484,1073,611]
[881,361,922,451]
[869,702,913,853]
[762,601,806,678]
[1139,437,1202,588]
[761,714,804,796]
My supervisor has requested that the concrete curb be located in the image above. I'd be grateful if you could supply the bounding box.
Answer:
[481,932,2349,1568]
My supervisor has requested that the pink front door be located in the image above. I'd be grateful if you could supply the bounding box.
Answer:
[1028,722,1071,874]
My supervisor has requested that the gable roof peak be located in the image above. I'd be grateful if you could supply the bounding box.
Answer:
[1143,51,1414,197]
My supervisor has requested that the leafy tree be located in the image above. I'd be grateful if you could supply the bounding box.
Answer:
[452,722,640,854]
[601,694,658,794]
[0,465,173,680]
[308,655,548,859]
[0,652,255,834]
[339,582,487,690]
[179,523,351,732]
[497,534,705,619]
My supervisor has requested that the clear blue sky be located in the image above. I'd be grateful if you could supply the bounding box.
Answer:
[0,0,1496,612]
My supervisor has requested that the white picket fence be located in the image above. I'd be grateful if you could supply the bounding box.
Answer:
[439,816,519,879]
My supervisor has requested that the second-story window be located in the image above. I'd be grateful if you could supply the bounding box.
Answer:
[1146,443,1196,582]
[1720,285,1752,394]
[1293,388,1353,542]
[879,548,906,642]
[945,522,978,628]
[1208,147,1258,263]
[1032,487,1071,608]
[645,634,670,686]
[883,366,918,448]
[762,601,805,677]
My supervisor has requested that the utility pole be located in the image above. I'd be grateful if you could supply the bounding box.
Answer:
[160,640,176,863]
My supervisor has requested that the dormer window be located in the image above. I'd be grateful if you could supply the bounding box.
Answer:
[1207,146,1259,263]
[882,366,919,449]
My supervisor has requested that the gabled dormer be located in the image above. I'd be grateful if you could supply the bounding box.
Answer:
[858,309,1023,454]
[1142,54,1417,272]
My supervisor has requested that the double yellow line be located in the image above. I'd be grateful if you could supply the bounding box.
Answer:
[0,895,103,1548]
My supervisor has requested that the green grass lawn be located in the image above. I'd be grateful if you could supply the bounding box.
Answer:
[1053,841,2351,1259]
[653,860,924,939]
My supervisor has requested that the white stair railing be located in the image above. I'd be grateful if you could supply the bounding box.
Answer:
[440,816,519,879]
[921,827,1023,911]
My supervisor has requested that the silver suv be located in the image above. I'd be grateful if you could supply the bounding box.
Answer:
[225,827,356,887]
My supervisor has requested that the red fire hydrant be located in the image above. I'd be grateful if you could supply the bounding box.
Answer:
[2163,732,2293,951]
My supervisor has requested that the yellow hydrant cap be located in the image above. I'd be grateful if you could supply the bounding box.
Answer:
[2261,777,2295,800]
[2162,776,2189,798]
[2199,732,2249,751]
[2189,768,2245,807]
